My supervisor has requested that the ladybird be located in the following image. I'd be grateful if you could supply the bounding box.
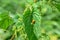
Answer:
[31,20,35,24]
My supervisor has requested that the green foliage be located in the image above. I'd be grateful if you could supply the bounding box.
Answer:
[0,0,60,40]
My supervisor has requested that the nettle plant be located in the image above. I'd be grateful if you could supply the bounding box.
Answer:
[0,0,60,40]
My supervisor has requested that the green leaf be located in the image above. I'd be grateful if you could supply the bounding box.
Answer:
[23,5,37,40]
[0,11,13,29]
[32,5,41,39]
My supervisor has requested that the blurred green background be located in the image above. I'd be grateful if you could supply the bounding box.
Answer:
[0,0,60,40]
